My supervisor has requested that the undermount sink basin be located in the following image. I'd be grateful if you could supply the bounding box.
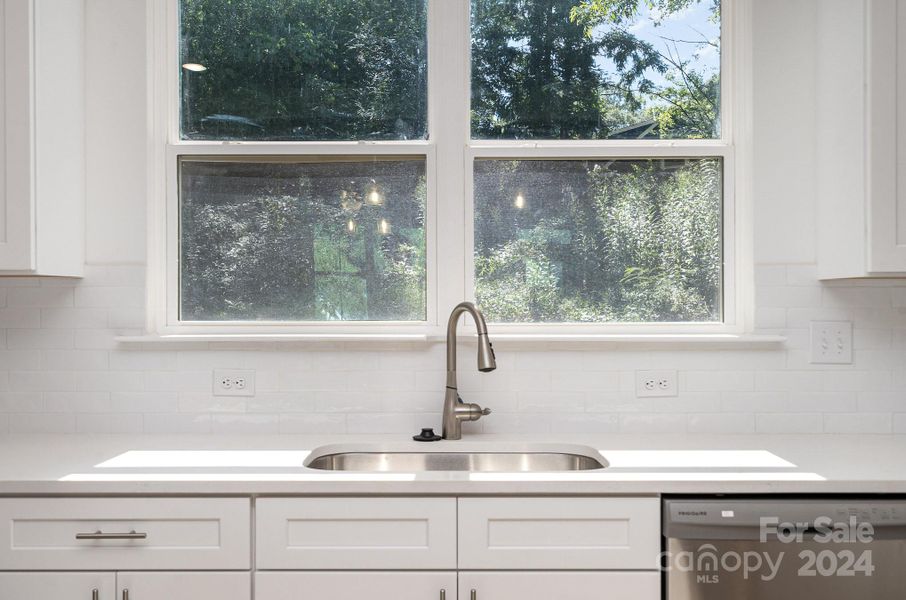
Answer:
[304,446,608,472]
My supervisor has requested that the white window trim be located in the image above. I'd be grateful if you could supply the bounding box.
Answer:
[143,0,756,341]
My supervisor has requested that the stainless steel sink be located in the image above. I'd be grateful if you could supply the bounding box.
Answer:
[305,451,607,472]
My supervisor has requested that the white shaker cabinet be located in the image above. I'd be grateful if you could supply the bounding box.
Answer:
[0,573,115,600]
[458,572,661,600]
[256,572,456,600]
[817,0,906,278]
[116,572,251,600]
[0,0,85,276]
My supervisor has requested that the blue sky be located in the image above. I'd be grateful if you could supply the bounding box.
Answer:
[595,0,721,91]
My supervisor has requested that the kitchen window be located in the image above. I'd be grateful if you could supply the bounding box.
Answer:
[150,0,747,338]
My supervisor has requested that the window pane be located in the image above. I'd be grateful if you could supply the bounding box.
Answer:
[179,0,428,141]
[471,0,721,140]
[180,158,427,321]
[474,158,722,323]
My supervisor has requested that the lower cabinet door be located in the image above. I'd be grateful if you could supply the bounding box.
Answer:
[116,572,251,600]
[255,572,456,600]
[458,572,660,600]
[0,573,116,600]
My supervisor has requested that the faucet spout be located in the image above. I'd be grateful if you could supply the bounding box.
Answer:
[442,302,496,440]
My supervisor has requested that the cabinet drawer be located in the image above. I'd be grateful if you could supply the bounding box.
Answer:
[0,498,250,570]
[256,498,457,569]
[256,572,456,600]
[117,572,251,600]
[458,498,660,570]
[459,571,660,600]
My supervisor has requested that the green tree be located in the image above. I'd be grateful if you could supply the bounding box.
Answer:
[180,0,428,140]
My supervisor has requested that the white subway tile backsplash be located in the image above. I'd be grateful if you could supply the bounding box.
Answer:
[9,413,76,434]
[278,413,346,434]
[43,350,109,371]
[857,391,906,412]
[9,371,76,392]
[212,413,280,434]
[74,286,144,308]
[820,371,893,392]
[44,391,112,413]
[894,414,906,434]
[788,392,859,413]
[754,265,787,286]
[0,308,41,329]
[6,287,74,308]
[0,262,904,436]
[786,265,819,286]
[0,393,43,413]
[178,394,247,413]
[755,371,824,391]
[688,413,756,434]
[619,413,687,433]
[517,391,585,412]
[823,413,892,434]
[347,413,419,434]
[110,392,178,413]
[550,413,619,434]
[143,413,212,434]
[7,329,75,350]
[75,413,144,434]
[682,371,754,392]
[551,370,620,392]
[40,308,108,329]
[756,413,823,434]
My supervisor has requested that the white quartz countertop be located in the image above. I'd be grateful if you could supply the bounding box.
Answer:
[1,433,904,496]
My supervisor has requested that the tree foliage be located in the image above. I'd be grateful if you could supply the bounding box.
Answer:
[180,0,428,140]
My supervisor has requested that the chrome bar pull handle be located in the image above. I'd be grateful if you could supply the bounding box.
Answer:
[76,530,147,541]
[91,589,98,600]
[471,590,477,600]
[440,590,446,600]
[122,590,129,600]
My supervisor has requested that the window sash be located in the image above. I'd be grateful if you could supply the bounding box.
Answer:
[151,0,747,337]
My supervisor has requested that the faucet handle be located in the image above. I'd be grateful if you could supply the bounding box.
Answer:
[455,402,492,423]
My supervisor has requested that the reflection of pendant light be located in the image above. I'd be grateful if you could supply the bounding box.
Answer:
[182,63,207,72]
[366,180,384,206]
[346,219,357,234]
[378,219,391,235]
[514,192,526,209]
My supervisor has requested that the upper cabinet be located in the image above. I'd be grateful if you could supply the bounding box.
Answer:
[0,0,85,277]
[817,0,906,278]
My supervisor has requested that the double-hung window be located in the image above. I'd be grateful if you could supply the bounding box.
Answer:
[153,0,744,337]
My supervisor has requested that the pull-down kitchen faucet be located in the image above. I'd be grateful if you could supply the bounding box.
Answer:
[442,302,496,440]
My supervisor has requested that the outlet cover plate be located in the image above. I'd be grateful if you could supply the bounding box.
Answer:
[809,321,853,364]
[635,370,678,398]
[213,369,256,397]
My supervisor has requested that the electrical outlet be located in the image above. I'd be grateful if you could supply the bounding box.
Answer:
[810,321,853,364]
[213,369,256,396]
[635,370,678,398]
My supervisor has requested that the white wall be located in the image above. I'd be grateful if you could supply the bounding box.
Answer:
[0,0,904,435]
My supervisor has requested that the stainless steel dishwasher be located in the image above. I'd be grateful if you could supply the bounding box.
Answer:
[664,498,906,599]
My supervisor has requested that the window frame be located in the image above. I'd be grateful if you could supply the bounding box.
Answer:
[146,0,753,339]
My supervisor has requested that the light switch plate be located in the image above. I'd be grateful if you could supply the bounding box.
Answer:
[809,321,853,364]
[635,370,678,398]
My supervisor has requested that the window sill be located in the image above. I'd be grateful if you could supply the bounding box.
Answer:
[115,333,785,348]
